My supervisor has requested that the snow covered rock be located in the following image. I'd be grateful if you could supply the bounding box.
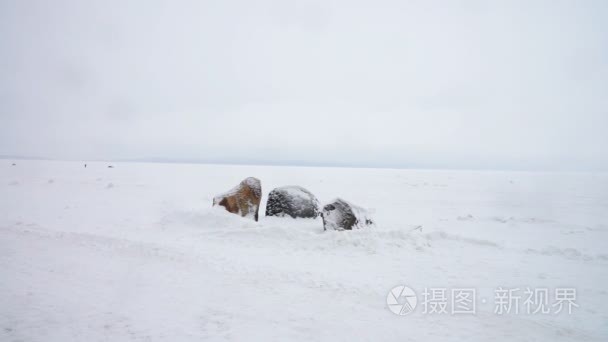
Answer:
[213,177,262,221]
[265,186,320,219]
[321,198,373,230]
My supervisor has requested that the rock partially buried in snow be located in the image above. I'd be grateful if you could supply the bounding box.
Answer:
[213,177,262,221]
[265,186,320,219]
[321,198,373,231]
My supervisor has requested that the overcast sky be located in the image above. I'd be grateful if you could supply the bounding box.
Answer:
[1,0,607,170]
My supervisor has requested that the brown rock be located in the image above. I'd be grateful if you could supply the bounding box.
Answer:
[213,177,262,221]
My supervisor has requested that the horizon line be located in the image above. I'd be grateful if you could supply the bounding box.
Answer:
[1,155,605,174]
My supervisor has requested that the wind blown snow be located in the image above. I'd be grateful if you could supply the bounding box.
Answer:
[1,160,607,341]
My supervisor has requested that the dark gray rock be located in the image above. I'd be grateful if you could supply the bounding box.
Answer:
[265,186,320,219]
[321,198,373,230]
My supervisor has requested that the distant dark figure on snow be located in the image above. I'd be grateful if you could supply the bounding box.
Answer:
[84,164,87,168]
[108,165,114,168]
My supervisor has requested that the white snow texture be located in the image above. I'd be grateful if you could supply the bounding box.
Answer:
[1,160,607,341]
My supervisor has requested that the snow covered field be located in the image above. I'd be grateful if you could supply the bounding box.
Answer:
[1,159,607,341]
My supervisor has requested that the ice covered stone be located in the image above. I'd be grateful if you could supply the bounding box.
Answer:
[265,186,320,219]
[213,177,262,221]
[321,198,373,230]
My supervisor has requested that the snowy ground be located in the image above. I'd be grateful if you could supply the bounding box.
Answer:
[1,160,607,341]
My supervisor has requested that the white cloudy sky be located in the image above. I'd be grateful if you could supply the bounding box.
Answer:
[1,0,607,170]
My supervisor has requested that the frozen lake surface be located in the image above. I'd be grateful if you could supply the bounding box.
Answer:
[1,160,607,341]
